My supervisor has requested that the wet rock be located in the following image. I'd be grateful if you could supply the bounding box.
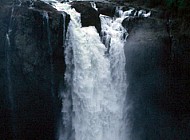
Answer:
[122,17,139,32]
[96,2,116,17]
[0,1,69,140]
[71,1,91,11]
[168,18,190,116]
[123,11,190,139]
[71,1,101,34]
[81,7,101,34]
[0,0,13,5]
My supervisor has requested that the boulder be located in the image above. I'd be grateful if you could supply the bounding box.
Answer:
[96,2,117,17]
[71,1,101,34]
[81,6,101,34]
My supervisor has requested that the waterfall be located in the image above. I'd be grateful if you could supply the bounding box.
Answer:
[64,16,127,140]
[40,0,150,140]
[41,1,130,140]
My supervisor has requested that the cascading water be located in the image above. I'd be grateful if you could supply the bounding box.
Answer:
[64,13,128,140]
[41,1,151,140]
[42,1,129,140]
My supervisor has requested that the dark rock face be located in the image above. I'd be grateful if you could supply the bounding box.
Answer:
[123,14,190,140]
[81,7,101,34]
[0,0,13,5]
[96,2,116,17]
[1,1,190,140]
[71,1,91,11]
[0,1,69,140]
[169,35,190,115]
[71,1,118,17]
[71,1,101,34]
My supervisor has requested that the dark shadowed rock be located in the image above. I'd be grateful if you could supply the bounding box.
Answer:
[0,1,69,140]
[71,1,101,34]
[81,7,101,34]
[70,1,91,11]
[122,17,139,32]
[0,0,13,5]
[167,18,190,116]
[123,13,190,139]
[1,1,190,140]
[96,2,116,17]
[33,1,58,12]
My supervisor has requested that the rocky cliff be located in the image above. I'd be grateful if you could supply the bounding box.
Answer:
[0,0,189,140]
[0,1,69,140]
[122,3,190,140]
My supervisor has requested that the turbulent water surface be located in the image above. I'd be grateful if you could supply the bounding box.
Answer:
[40,0,150,140]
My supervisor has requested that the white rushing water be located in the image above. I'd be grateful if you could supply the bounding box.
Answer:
[40,1,150,140]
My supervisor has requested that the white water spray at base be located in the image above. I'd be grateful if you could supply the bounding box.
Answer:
[41,1,133,140]
[63,4,129,140]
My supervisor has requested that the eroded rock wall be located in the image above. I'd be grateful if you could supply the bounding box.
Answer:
[0,1,69,140]
[0,1,189,140]
[123,10,190,140]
